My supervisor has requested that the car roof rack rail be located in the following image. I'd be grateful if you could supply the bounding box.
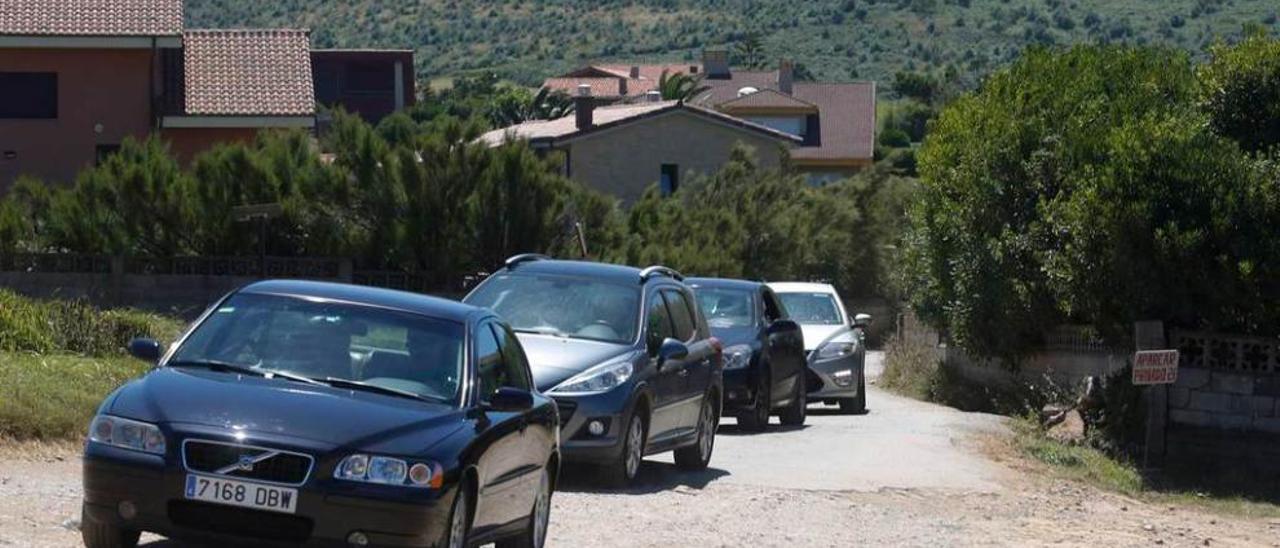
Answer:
[640,265,684,282]
[505,253,550,269]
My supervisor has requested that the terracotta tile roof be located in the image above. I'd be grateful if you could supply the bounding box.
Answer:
[717,88,818,112]
[479,100,801,147]
[545,63,701,98]
[182,29,315,117]
[790,82,876,161]
[0,0,183,36]
[543,77,625,98]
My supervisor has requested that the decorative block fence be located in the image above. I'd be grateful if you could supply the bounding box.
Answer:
[0,254,442,317]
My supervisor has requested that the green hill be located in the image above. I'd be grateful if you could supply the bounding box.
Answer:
[186,0,1278,90]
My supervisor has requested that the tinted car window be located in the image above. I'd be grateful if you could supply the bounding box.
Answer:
[493,323,532,390]
[695,287,755,329]
[475,323,508,400]
[663,289,697,342]
[467,273,640,344]
[645,294,676,356]
[171,293,465,403]
[775,292,844,326]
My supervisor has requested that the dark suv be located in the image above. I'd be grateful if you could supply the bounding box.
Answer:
[464,256,722,486]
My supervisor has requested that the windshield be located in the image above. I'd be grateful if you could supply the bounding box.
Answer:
[169,293,465,404]
[465,273,640,344]
[776,292,844,326]
[694,287,755,329]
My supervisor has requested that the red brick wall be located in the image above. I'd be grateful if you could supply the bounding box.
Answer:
[0,48,156,190]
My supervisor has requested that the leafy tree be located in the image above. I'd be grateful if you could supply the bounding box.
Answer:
[490,87,576,126]
[905,45,1280,362]
[1199,31,1280,152]
[734,34,766,69]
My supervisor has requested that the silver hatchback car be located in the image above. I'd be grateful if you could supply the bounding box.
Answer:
[767,282,870,414]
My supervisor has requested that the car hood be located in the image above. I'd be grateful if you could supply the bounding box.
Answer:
[515,333,634,392]
[797,324,851,351]
[707,326,757,348]
[107,367,465,453]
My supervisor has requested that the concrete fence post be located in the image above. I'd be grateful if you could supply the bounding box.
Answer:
[109,255,126,307]
[1134,320,1167,468]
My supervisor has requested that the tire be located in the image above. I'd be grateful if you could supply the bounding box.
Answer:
[496,468,551,548]
[80,504,140,548]
[445,482,471,548]
[778,375,807,426]
[736,372,770,432]
[839,369,867,415]
[600,412,645,487]
[674,396,716,470]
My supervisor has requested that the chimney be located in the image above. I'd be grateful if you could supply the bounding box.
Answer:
[629,65,640,79]
[645,90,662,103]
[690,65,699,74]
[575,84,595,130]
[703,49,730,79]
[779,59,794,95]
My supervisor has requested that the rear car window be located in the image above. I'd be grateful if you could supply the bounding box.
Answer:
[775,292,844,326]
[662,289,697,342]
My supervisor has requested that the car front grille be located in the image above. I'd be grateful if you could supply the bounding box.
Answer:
[169,501,312,542]
[183,439,313,486]
[553,399,577,428]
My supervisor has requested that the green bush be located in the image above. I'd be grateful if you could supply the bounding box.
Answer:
[1199,30,1280,152]
[0,289,180,356]
[906,44,1280,362]
[0,354,149,440]
[879,127,912,148]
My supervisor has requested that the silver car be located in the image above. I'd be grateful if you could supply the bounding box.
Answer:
[767,282,870,414]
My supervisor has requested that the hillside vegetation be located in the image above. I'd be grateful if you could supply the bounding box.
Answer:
[186,0,1278,88]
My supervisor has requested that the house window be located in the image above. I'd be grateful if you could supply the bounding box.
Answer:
[660,164,679,196]
[0,73,58,119]
[346,63,394,93]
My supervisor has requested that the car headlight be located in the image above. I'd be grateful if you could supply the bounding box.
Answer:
[335,454,443,489]
[88,415,166,455]
[814,341,857,362]
[549,358,634,395]
[722,344,753,370]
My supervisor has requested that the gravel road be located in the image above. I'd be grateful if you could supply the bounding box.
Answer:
[3,352,1278,547]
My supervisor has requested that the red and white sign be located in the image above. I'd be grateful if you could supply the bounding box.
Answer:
[1133,350,1179,385]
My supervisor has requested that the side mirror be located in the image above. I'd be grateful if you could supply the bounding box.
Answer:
[486,387,534,412]
[657,338,689,368]
[128,338,162,363]
[853,314,872,328]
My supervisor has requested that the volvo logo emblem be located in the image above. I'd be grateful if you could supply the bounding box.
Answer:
[236,454,257,472]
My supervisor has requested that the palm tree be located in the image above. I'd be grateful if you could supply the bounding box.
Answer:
[657,70,710,103]
[491,87,576,126]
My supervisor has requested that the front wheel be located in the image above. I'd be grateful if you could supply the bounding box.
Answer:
[674,396,716,470]
[600,412,645,487]
[445,483,471,548]
[496,468,551,548]
[736,372,770,432]
[80,504,140,548]
[839,369,867,415]
[778,376,807,426]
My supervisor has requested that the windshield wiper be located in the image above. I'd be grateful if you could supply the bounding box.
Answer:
[167,360,324,386]
[320,377,434,403]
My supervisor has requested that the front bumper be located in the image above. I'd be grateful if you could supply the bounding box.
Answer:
[721,368,759,411]
[805,352,862,399]
[551,386,641,464]
[83,441,453,548]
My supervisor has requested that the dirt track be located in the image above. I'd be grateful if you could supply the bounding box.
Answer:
[3,352,1278,547]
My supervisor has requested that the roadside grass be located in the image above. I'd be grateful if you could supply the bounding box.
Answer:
[0,352,150,440]
[1009,416,1280,519]
[883,334,1280,518]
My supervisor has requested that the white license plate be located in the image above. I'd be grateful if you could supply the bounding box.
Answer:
[184,474,298,514]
